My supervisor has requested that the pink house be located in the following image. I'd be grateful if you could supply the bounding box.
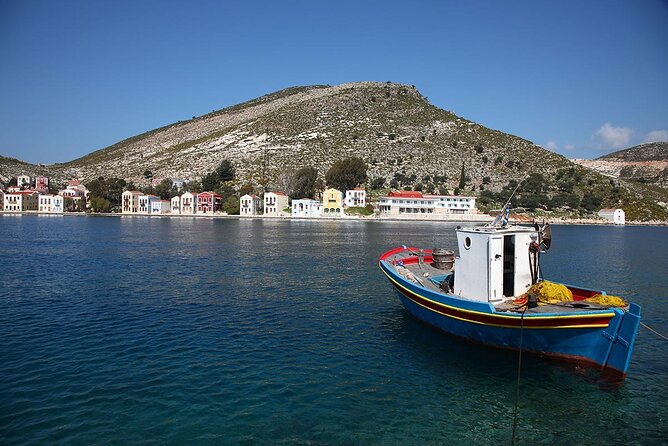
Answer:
[197,191,222,213]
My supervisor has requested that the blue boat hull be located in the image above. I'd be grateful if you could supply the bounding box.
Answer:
[380,257,641,376]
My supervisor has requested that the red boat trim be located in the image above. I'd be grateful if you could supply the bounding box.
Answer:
[380,262,615,329]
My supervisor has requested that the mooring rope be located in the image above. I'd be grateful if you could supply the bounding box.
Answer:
[640,321,668,341]
[511,305,528,446]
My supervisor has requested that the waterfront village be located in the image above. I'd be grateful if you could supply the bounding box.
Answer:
[0,174,481,219]
[0,174,626,224]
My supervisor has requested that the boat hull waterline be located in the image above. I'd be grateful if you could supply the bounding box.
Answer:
[379,247,641,377]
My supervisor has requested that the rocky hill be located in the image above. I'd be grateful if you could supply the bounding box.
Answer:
[573,142,668,187]
[1,81,667,220]
[1,82,569,189]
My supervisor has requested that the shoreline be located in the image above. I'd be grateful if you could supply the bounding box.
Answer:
[2,210,667,226]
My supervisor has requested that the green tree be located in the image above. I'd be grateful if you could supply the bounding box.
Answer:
[223,195,240,214]
[216,159,235,182]
[458,163,467,189]
[201,172,220,191]
[325,157,367,192]
[183,180,202,193]
[143,170,153,179]
[370,177,386,190]
[238,183,255,197]
[155,178,174,200]
[90,197,112,213]
[292,167,319,199]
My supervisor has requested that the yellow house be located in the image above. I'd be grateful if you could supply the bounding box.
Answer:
[322,188,343,216]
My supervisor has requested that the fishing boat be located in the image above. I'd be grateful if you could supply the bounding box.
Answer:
[378,209,641,377]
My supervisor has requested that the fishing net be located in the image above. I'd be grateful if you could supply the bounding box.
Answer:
[525,281,573,304]
[584,294,627,307]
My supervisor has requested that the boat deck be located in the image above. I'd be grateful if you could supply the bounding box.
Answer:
[386,250,613,315]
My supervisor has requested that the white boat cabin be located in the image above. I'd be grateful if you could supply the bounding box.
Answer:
[453,226,535,303]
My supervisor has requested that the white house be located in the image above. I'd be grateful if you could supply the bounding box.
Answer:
[292,199,323,217]
[264,192,289,216]
[171,195,181,214]
[122,190,142,214]
[181,192,198,215]
[240,194,261,216]
[17,174,31,189]
[138,195,160,214]
[378,191,477,215]
[172,179,187,190]
[3,190,39,211]
[344,187,366,207]
[38,194,64,213]
[598,208,625,225]
[151,200,171,214]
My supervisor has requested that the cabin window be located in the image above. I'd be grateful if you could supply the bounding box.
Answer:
[464,237,471,249]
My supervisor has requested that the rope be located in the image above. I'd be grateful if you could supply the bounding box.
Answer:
[641,321,668,341]
[511,305,528,446]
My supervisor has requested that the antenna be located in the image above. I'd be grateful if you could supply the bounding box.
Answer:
[490,180,522,227]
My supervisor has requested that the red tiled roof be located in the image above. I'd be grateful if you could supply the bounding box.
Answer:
[270,191,288,196]
[387,190,424,198]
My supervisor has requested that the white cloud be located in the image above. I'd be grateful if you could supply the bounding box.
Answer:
[592,123,634,149]
[545,141,558,151]
[564,144,575,151]
[644,129,668,143]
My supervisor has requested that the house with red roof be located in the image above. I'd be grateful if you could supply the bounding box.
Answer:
[122,190,142,213]
[378,190,477,215]
[180,192,198,214]
[3,190,39,212]
[197,191,222,213]
[344,187,367,207]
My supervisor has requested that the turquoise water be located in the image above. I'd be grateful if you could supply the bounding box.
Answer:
[0,216,666,445]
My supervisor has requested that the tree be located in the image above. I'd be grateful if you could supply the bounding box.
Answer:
[155,178,174,200]
[143,170,153,179]
[216,159,235,182]
[183,180,202,193]
[238,183,255,197]
[201,172,220,191]
[458,162,467,189]
[370,177,386,190]
[325,157,367,192]
[223,195,240,215]
[292,167,318,199]
[90,197,111,213]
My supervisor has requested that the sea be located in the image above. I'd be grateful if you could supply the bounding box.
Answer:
[0,215,666,445]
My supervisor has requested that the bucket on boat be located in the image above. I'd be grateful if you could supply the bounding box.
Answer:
[432,248,455,270]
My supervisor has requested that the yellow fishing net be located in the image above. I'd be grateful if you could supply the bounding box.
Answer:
[584,294,627,307]
[525,281,573,304]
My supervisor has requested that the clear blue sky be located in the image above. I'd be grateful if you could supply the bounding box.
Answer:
[1,0,667,164]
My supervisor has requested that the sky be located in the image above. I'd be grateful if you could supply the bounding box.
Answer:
[1,0,667,164]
